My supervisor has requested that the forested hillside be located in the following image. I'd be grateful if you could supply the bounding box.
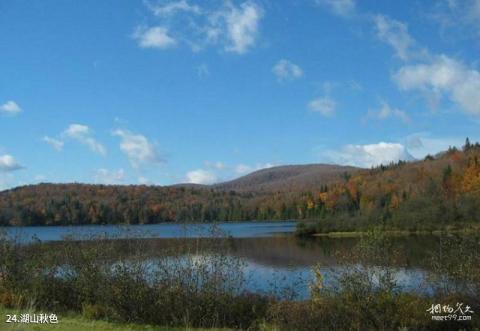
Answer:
[298,139,480,233]
[1,139,480,229]
[0,164,357,226]
[213,164,359,192]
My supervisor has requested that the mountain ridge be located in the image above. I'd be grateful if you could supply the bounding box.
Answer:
[2,163,361,194]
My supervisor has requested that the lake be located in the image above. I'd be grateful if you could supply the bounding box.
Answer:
[0,221,440,299]
[1,221,297,242]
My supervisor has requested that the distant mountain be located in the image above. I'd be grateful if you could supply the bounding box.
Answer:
[213,164,360,192]
[0,163,361,226]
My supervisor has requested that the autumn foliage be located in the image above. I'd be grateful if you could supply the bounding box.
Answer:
[1,139,480,231]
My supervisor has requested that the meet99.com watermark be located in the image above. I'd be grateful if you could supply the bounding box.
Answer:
[427,302,475,321]
[5,312,58,324]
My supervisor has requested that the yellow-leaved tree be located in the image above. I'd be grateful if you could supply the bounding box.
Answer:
[462,161,480,197]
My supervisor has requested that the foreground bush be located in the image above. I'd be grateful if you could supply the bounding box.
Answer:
[269,230,480,331]
[1,229,480,330]
[0,231,270,329]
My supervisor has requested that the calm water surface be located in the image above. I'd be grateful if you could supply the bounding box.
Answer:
[1,221,296,242]
[1,221,440,299]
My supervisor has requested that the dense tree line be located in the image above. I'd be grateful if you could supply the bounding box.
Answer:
[0,183,305,226]
[1,139,480,229]
[299,138,480,233]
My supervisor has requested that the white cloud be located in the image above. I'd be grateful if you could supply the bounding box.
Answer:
[138,176,151,185]
[0,101,22,115]
[113,129,163,168]
[63,124,106,156]
[205,161,226,170]
[429,0,480,38]
[404,134,467,159]
[94,168,125,185]
[235,164,252,175]
[133,26,177,49]
[138,1,263,54]
[373,15,418,61]
[234,162,274,175]
[394,55,480,115]
[316,0,356,17]
[0,154,23,172]
[372,13,480,117]
[223,2,263,54]
[365,101,410,124]
[272,59,304,81]
[43,136,64,151]
[308,96,336,117]
[149,0,201,17]
[193,161,274,181]
[324,142,414,168]
[185,169,218,184]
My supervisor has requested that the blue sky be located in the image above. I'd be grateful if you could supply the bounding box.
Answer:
[1,0,480,189]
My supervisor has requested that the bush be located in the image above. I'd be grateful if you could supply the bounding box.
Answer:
[2,229,480,330]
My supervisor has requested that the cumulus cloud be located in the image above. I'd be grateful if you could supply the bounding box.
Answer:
[63,124,106,156]
[0,154,24,172]
[223,2,263,54]
[133,26,177,49]
[113,129,163,168]
[191,161,275,182]
[0,101,22,115]
[324,142,414,168]
[185,169,218,184]
[394,55,480,115]
[315,0,356,17]
[308,96,336,117]
[149,0,201,17]
[43,136,64,151]
[371,13,480,116]
[365,101,410,124]
[234,162,274,175]
[94,168,125,185]
[272,59,304,81]
[137,1,263,54]
[373,15,418,61]
[138,176,151,185]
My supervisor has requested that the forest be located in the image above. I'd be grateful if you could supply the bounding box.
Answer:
[1,138,480,232]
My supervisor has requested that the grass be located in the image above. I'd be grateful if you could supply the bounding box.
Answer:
[0,307,232,331]
[313,230,422,238]
[309,226,480,238]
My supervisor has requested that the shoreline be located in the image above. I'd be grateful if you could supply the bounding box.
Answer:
[309,227,480,238]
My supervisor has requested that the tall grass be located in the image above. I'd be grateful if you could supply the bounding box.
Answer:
[0,228,269,329]
[1,227,479,330]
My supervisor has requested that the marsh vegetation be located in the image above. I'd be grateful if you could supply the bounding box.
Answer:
[1,226,479,330]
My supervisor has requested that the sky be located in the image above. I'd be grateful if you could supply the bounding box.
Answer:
[1,0,480,189]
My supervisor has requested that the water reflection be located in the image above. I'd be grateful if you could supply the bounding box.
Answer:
[1,221,447,299]
[33,234,440,299]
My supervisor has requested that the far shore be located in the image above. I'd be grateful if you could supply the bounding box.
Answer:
[310,227,480,238]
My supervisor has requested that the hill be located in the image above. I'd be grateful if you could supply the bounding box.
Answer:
[0,163,361,226]
[213,164,359,192]
[297,141,480,234]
